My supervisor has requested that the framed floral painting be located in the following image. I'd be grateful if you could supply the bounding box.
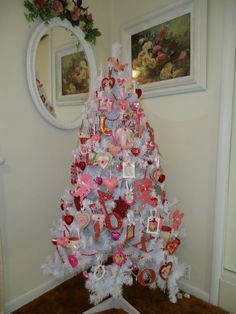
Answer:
[121,0,207,98]
[54,44,89,106]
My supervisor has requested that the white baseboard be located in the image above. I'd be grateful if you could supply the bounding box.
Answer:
[4,276,70,314]
[179,279,210,303]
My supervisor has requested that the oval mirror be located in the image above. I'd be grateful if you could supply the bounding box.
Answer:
[27,18,97,129]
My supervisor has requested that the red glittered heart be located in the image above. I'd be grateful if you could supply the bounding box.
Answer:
[135,88,142,98]
[166,238,180,255]
[63,215,74,225]
[159,262,173,280]
[78,161,86,171]
[102,77,115,89]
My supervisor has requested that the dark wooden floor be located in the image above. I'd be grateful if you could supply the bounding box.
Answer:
[12,275,228,314]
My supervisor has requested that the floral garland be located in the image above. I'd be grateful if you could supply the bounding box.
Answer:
[24,0,101,44]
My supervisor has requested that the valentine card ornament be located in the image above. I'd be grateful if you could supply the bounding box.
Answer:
[44,50,186,309]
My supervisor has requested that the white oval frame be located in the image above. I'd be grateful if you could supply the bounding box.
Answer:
[26,18,97,129]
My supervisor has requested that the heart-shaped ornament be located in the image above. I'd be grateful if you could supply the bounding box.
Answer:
[76,212,90,229]
[166,238,180,255]
[102,77,115,89]
[95,176,103,185]
[103,177,118,192]
[63,215,74,225]
[68,254,78,268]
[96,152,113,169]
[111,231,121,240]
[135,88,142,98]
[78,161,86,171]
[159,262,173,280]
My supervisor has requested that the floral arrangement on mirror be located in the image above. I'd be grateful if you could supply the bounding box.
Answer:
[24,0,101,44]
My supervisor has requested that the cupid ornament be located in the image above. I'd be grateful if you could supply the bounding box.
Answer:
[71,174,97,205]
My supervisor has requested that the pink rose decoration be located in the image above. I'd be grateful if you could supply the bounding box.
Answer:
[156,51,168,64]
[53,0,63,16]
[86,13,93,20]
[71,6,80,21]
[34,0,45,8]
[178,50,188,61]
[158,27,167,39]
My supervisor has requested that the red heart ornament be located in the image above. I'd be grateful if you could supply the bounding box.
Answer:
[78,161,86,171]
[159,262,173,280]
[103,177,118,192]
[166,238,181,255]
[131,147,140,156]
[135,88,142,98]
[63,215,74,225]
[102,77,115,89]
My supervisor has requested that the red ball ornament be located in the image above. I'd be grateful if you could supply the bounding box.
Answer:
[116,163,123,172]
[82,271,89,280]
[158,174,166,183]
[131,147,140,156]
[135,88,142,98]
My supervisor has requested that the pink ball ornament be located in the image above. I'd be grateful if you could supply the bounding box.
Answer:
[116,163,123,172]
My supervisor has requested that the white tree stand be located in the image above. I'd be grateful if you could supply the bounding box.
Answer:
[82,296,141,314]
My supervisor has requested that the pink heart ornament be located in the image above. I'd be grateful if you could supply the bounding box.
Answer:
[103,177,118,192]
[111,232,121,240]
[76,212,90,229]
[68,254,78,268]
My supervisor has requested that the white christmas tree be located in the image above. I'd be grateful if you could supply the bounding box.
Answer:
[43,44,186,307]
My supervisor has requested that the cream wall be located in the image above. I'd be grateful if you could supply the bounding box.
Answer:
[0,0,225,310]
[0,0,111,309]
[110,0,223,296]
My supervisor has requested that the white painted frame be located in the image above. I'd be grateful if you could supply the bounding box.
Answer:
[121,0,207,98]
[26,18,97,130]
[53,44,89,107]
[210,0,236,306]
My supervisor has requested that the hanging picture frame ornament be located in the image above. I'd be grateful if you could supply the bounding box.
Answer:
[125,211,136,241]
[122,160,135,178]
[147,209,161,234]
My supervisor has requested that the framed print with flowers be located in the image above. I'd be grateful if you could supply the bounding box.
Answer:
[121,0,207,98]
[53,44,89,106]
